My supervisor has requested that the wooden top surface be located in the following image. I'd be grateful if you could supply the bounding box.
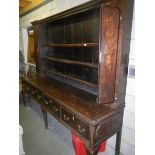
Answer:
[23,76,118,124]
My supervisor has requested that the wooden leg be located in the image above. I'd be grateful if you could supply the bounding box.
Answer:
[21,91,26,106]
[115,130,122,155]
[41,108,48,129]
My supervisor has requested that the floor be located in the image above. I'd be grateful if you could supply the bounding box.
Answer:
[19,95,118,155]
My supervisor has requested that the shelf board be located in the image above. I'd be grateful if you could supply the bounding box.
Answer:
[47,69,98,88]
[43,43,99,47]
[43,56,98,68]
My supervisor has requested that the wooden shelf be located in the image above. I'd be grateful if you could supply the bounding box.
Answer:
[47,69,98,88]
[43,43,99,47]
[43,56,98,68]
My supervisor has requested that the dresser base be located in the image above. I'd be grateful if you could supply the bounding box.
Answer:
[21,77,124,155]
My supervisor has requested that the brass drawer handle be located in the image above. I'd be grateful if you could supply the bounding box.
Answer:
[54,106,58,112]
[78,125,86,133]
[63,115,69,121]
[72,116,75,121]
[45,100,49,105]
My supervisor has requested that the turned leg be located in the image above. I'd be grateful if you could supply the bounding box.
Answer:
[41,108,48,129]
[115,130,122,155]
[21,91,26,106]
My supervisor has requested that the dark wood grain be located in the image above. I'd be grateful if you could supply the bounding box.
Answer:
[98,7,120,104]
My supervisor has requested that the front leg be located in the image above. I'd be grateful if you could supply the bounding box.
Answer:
[115,129,122,155]
[41,108,48,129]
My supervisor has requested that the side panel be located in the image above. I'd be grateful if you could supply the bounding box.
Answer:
[32,23,47,74]
[98,7,120,104]
[93,111,123,146]
[33,23,40,73]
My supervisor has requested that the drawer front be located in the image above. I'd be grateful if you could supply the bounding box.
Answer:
[61,108,75,127]
[61,108,89,140]
[30,86,43,103]
[50,100,60,117]
[44,95,51,106]
[43,95,60,118]
[75,117,89,140]
[34,88,42,103]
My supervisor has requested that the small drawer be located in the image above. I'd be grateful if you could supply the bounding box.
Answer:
[61,108,75,127]
[51,101,60,117]
[75,117,89,140]
[29,86,42,103]
[43,95,60,117]
[34,89,42,103]
[44,95,50,106]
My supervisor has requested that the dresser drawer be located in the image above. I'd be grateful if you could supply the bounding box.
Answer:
[34,88,42,103]
[50,100,60,117]
[43,95,60,117]
[44,95,51,106]
[75,117,89,140]
[61,108,75,127]
[30,86,42,103]
[61,108,89,140]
